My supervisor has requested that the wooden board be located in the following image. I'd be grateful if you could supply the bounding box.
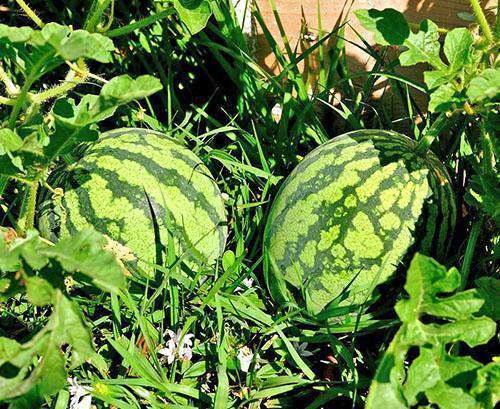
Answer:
[252,0,495,119]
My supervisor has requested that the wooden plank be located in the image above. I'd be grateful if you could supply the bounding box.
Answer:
[252,0,495,119]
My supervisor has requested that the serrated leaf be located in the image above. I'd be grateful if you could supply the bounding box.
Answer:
[444,28,474,73]
[173,0,212,35]
[367,254,497,408]
[467,68,500,103]
[0,289,93,400]
[43,229,126,293]
[400,19,444,69]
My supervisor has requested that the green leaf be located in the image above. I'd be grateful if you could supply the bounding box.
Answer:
[443,28,474,73]
[366,254,497,409]
[400,19,444,69]
[0,289,93,400]
[0,229,49,272]
[45,75,161,161]
[427,380,478,409]
[467,68,500,103]
[475,277,500,321]
[173,0,212,35]
[43,229,126,293]
[0,24,34,42]
[0,129,23,153]
[471,362,500,408]
[98,74,163,106]
[355,8,409,46]
[25,276,54,306]
[428,83,464,113]
[11,22,114,63]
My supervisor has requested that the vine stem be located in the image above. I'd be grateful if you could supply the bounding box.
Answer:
[415,112,450,156]
[31,69,83,103]
[0,64,19,95]
[8,53,51,129]
[470,0,494,44]
[15,0,44,28]
[24,174,42,232]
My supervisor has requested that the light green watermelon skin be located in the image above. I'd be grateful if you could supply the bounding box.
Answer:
[39,128,227,270]
[263,130,456,314]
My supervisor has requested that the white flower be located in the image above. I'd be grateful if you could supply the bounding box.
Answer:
[235,276,254,293]
[271,103,282,122]
[292,342,313,357]
[158,329,195,364]
[237,346,254,372]
[221,192,230,201]
[68,377,92,409]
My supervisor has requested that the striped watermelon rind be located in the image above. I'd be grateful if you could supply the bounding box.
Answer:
[263,130,456,314]
[38,128,227,271]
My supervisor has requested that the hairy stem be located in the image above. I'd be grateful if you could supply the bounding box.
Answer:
[24,174,42,232]
[0,95,16,105]
[84,0,113,33]
[15,0,44,28]
[0,63,19,95]
[8,53,52,129]
[470,0,494,44]
[31,69,83,103]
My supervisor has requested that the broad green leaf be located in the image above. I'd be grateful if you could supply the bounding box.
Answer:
[43,229,126,293]
[1,22,114,63]
[475,277,500,321]
[367,254,497,408]
[355,8,409,46]
[424,69,453,89]
[0,229,48,272]
[98,74,163,106]
[444,28,474,73]
[0,289,92,400]
[427,380,478,409]
[25,276,54,306]
[404,348,440,405]
[46,75,160,161]
[400,19,444,69]
[0,24,34,42]
[0,129,23,153]
[428,83,464,113]
[471,362,500,408]
[467,68,500,103]
[173,0,212,35]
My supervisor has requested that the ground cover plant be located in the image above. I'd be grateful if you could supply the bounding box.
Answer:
[0,0,498,408]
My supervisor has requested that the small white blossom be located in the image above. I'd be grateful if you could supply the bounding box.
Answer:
[235,276,254,293]
[271,103,282,122]
[158,329,195,365]
[221,192,230,201]
[237,346,254,372]
[293,342,313,357]
[68,377,92,409]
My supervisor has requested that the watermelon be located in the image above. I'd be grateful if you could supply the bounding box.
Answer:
[38,128,227,271]
[263,130,456,314]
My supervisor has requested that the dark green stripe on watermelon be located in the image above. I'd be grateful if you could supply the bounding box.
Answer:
[264,130,456,314]
[38,128,227,271]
